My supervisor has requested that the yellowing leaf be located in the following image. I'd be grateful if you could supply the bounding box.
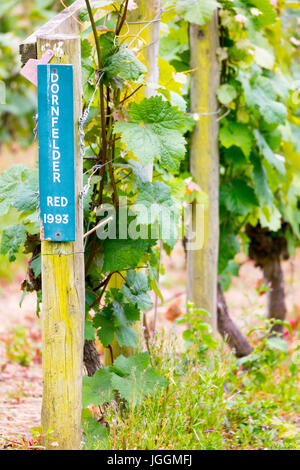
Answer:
[158,58,183,95]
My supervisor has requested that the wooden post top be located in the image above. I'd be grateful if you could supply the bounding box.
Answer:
[19,0,107,66]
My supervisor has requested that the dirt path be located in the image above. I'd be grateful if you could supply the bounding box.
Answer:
[0,281,42,448]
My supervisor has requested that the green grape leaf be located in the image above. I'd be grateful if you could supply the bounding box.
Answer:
[282,141,300,172]
[81,39,92,59]
[112,300,128,325]
[219,122,253,157]
[176,0,218,26]
[135,181,176,224]
[248,0,277,28]
[265,130,281,152]
[254,129,285,174]
[84,321,95,341]
[218,231,240,274]
[30,253,41,277]
[220,179,258,215]
[266,337,288,354]
[110,367,167,404]
[94,312,115,347]
[122,271,152,312]
[82,411,109,443]
[0,164,26,201]
[114,96,187,171]
[123,303,140,322]
[82,368,113,407]
[110,373,133,402]
[109,353,167,405]
[217,84,237,105]
[0,199,11,217]
[223,146,248,167]
[253,45,274,70]
[122,285,152,312]
[252,77,287,125]
[251,153,274,207]
[141,367,168,395]
[82,64,94,85]
[103,46,146,81]
[110,288,141,323]
[0,224,27,262]
[115,325,137,347]
[125,270,149,294]
[111,352,150,376]
[239,73,287,126]
[0,165,38,214]
[102,238,149,273]
[13,169,38,213]
[99,32,118,63]
[259,206,282,231]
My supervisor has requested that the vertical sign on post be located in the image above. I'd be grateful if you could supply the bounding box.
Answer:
[38,64,76,241]
[37,34,84,451]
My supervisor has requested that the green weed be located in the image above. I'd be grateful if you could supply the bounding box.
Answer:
[82,321,300,450]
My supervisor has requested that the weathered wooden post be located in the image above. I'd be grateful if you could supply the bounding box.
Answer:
[37,33,84,450]
[187,14,220,333]
[19,2,92,451]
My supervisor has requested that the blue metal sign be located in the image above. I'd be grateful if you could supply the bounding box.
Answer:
[37,64,76,242]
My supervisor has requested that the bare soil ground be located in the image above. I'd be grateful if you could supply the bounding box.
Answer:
[0,143,36,172]
[0,282,41,448]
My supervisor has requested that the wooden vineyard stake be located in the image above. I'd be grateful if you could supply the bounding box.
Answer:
[19,1,107,449]
[37,34,84,450]
[187,14,220,333]
[19,0,107,65]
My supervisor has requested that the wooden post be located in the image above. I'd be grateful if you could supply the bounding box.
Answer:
[37,33,84,450]
[18,0,109,450]
[187,14,220,333]
[104,0,161,365]
[20,0,107,65]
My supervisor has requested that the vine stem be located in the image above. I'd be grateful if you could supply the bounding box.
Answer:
[83,215,113,240]
[119,84,144,104]
[116,0,129,36]
[85,0,108,207]
[85,0,102,68]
